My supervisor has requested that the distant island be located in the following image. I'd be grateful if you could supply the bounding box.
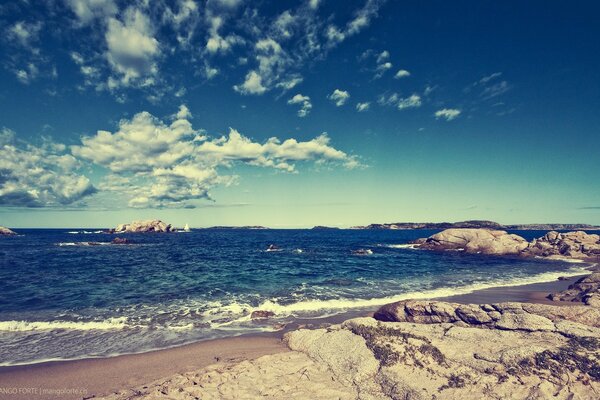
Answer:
[203,226,269,230]
[350,220,600,231]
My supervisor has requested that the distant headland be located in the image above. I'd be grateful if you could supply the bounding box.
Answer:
[349,220,600,231]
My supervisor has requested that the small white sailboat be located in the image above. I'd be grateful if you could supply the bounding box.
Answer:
[183,223,191,232]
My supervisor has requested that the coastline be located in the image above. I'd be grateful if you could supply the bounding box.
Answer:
[0,273,589,400]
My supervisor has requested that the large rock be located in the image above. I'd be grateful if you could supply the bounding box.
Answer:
[548,272,600,306]
[414,228,600,260]
[525,231,600,259]
[416,228,529,255]
[374,299,600,329]
[112,220,175,233]
[0,226,16,236]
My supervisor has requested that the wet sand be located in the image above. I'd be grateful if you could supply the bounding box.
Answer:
[0,274,586,400]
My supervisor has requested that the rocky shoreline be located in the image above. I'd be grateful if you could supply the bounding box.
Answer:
[95,271,600,400]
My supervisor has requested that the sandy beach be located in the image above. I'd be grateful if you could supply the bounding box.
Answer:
[0,274,589,400]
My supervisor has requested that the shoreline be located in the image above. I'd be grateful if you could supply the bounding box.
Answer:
[0,273,589,400]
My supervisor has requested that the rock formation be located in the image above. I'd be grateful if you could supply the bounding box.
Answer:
[414,228,529,255]
[524,231,600,259]
[548,272,600,306]
[0,226,16,236]
[110,220,175,234]
[413,228,600,259]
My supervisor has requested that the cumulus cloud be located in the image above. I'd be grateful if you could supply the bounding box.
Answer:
[356,102,370,112]
[397,94,422,110]
[394,69,410,79]
[287,94,312,117]
[328,89,350,106]
[435,108,461,121]
[72,106,359,208]
[0,133,96,207]
[234,70,267,95]
[105,7,160,88]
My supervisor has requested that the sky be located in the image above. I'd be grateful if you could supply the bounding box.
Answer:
[0,0,599,228]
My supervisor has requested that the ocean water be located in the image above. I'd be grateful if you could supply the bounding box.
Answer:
[0,228,594,366]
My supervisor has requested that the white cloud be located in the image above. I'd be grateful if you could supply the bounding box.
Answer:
[482,80,510,99]
[205,15,244,54]
[0,134,96,207]
[72,106,359,208]
[325,0,382,45]
[66,0,117,24]
[397,94,422,110]
[435,108,461,121]
[287,94,312,117]
[479,72,502,84]
[394,69,410,79]
[376,50,389,63]
[377,92,399,106]
[356,102,370,112]
[308,0,321,9]
[233,38,291,95]
[374,61,392,78]
[7,21,42,48]
[328,89,350,106]
[105,7,160,88]
[276,76,303,90]
[234,71,267,95]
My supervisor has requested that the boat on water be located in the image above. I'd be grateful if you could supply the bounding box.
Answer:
[183,223,191,232]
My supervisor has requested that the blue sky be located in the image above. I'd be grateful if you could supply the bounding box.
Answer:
[0,0,599,228]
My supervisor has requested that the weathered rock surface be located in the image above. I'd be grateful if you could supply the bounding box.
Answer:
[374,299,600,328]
[0,226,16,236]
[111,220,175,233]
[524,230,600,259]
[413,228,600,259]
[415,228,529,255]
[548,272,600,306]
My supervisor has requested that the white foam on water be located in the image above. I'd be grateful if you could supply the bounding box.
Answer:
[202,265,590,323]
[0,317,131,332]
[382,244,419,249]
[57,242,111,246]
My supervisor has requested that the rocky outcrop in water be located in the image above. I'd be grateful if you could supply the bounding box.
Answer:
[413,228,600,260]
[414,228,529,255]
[548,272,600,306]
[0,226,16,236]
[110,220,176,233]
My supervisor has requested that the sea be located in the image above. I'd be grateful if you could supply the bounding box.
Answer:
[0,228,595,366]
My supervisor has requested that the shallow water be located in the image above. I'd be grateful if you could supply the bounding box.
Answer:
[0,228,594,365]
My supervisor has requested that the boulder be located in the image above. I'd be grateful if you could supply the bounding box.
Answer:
[113,220,175,233]
[250,310,275,319]
[548,273,600,305]
[417,228,529,255]
[111,237,131,245]
[0,226,16,236]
